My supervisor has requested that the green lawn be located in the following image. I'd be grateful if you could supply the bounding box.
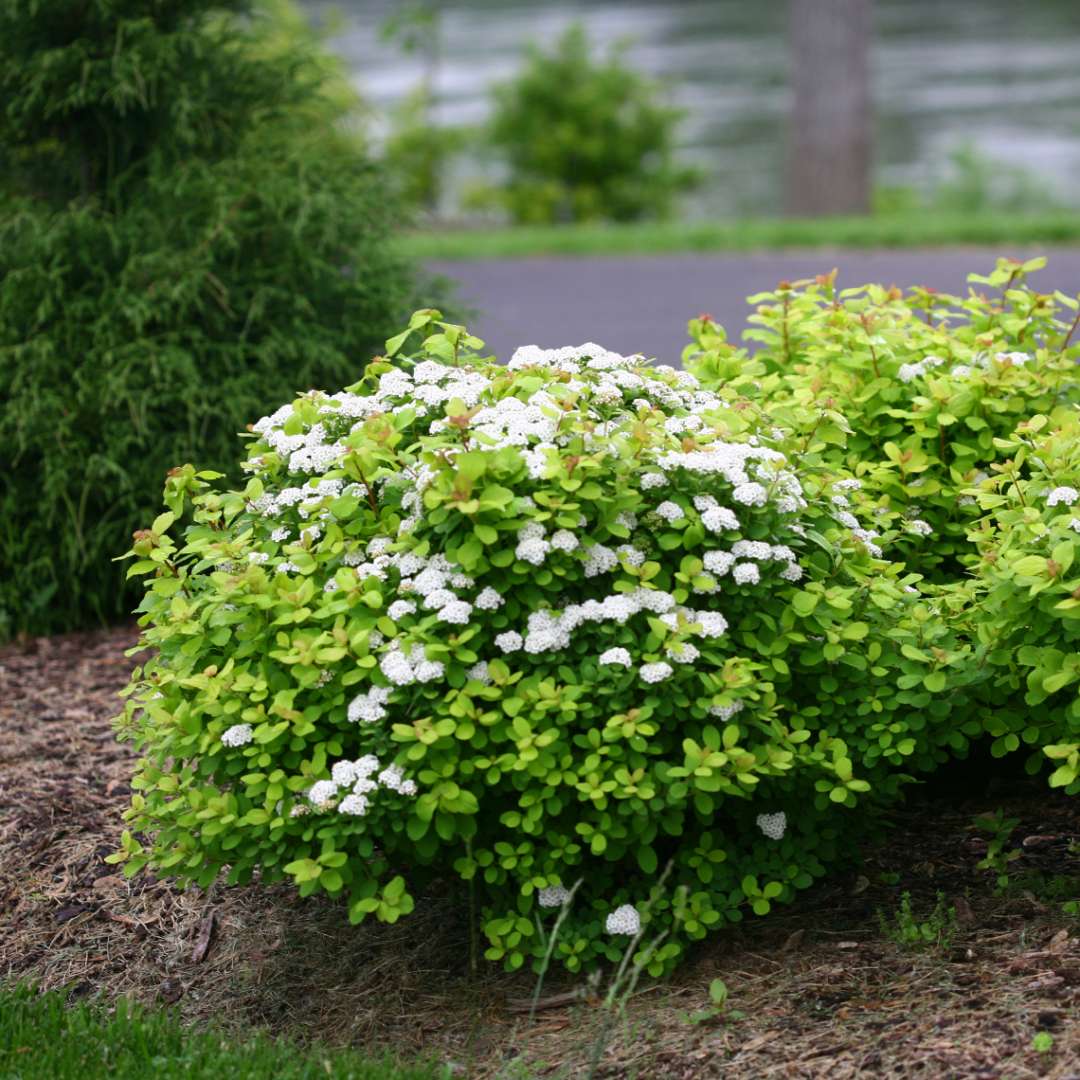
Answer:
[0,986,448,1080]
[401,211,1080,261]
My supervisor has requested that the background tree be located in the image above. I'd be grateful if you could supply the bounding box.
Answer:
[787,0,873,216]
[479,23,700,225]
[0,0,437,638]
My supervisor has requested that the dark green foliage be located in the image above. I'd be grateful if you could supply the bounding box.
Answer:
[0,985,444,1079]
[0,0,432,638]
[481,24,700,224]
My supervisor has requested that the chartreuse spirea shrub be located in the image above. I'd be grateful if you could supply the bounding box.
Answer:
[114,310,969,976]
[964,412,1080,786]
[685,257,1080,580]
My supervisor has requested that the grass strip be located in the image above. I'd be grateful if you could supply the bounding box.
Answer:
[0,985,448,1080]
[402,212,1080,261]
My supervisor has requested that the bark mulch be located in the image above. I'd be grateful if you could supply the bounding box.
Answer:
[3,625,1080,1079]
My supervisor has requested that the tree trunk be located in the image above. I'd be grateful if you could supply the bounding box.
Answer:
[787,0,872,216]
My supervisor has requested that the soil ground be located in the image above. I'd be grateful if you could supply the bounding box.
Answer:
[4,626,1080,1079]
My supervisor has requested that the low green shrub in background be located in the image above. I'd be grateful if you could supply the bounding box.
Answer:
[472,23,700,224]
[0,0,438,639]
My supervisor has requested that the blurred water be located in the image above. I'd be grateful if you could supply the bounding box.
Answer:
[302,0,1080,217]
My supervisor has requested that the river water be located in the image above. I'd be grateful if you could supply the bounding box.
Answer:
[302,0,1080,217]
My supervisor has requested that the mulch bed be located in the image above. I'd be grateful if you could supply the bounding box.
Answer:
[3,625,1080,1078]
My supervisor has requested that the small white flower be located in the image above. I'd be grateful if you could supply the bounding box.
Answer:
[732,562,760,585]
[538,885,572,908]
[495,631,523,653]
[377,764,406,792]
[388,599,417,621]
[654,501,685,523]
[732,482,767,507]
[907,519,933,537]
[220,723,253,748]
[667,642,700,664]
[709,700,744,721]
[639,661,673,684]
[338,793,369,816]
[438,600,474,624]
[550,529,579,552]
[701,506,740,533]
[641,472,667,490]
[347,686,392,724]
[693,611,729,638]
[467,661,492,684]
[598,647,632,667]
[703,550,735,576]
[308,780,338,806]
[475,587,505,610]
[1048,486,1079,508]
[756,811,787,840]
[1069,518,1080,534]
[605,904,641,936]
[380,650,415,686]
[516,537,551,565]
[582,544,618,577]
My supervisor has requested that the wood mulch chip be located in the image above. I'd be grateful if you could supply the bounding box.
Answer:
[3,625,1080,1078]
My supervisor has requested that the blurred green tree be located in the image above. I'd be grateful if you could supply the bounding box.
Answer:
[477,23,700,224]
[379,3,469,216]
[0,0,433,638]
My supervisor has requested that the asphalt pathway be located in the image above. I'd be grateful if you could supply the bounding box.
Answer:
[429,249,1080,363]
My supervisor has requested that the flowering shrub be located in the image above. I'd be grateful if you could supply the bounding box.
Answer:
[965,413,1080,784]
[685,257,1080,580]
[115,310,968,975]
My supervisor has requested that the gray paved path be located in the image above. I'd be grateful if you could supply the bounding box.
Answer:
[429,249,1080,364]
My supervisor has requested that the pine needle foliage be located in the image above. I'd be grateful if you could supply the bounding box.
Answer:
[0,0,427,638]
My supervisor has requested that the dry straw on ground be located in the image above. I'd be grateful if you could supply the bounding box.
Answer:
[3,626,1080,1078]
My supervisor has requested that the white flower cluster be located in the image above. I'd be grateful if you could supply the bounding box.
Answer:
[756,811,787,840]
[640,661,673,683]
[537,884,572,908]
[897,355,945,383]
[220,723,253,748]
[380,644,445,686]
[1047,486,1079,508]
[605,903,642,935]
[307,754,417,816]
[709,699,744,721]
[347,685,393,724]
[238,336,844,781]
[897,350,1031,385]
